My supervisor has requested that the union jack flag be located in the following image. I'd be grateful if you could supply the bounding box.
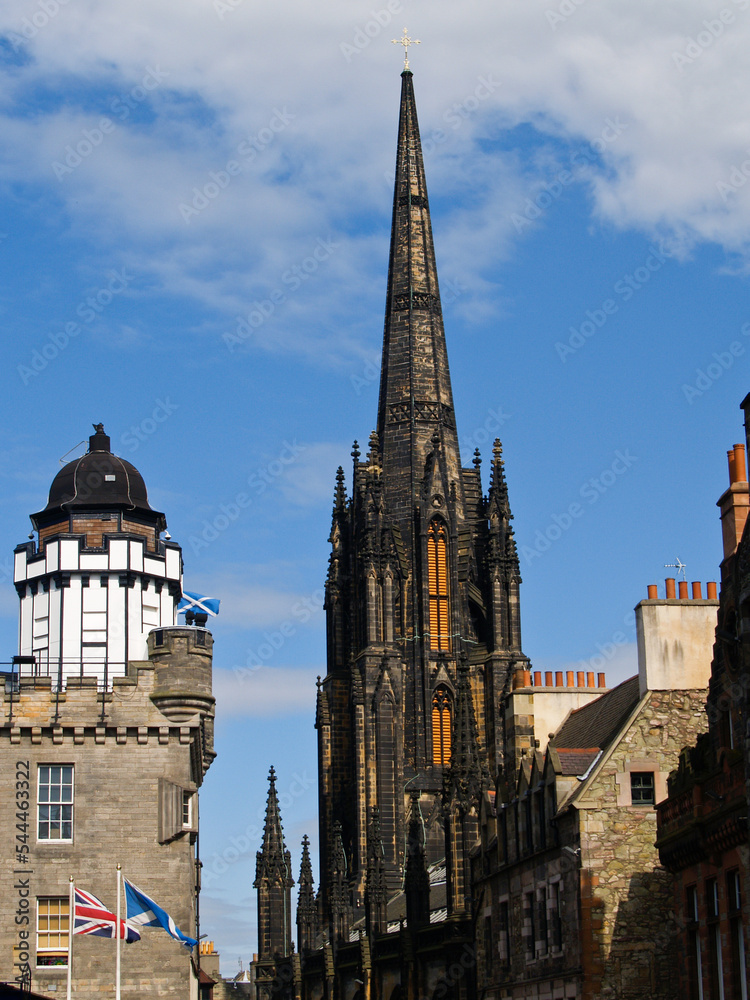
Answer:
[73,887,140,942]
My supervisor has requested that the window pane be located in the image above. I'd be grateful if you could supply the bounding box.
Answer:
[630,772,655,805]
[37,898,70,967]
[38,765,73,841]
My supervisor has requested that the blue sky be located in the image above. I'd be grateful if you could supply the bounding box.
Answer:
[2,0,750,975]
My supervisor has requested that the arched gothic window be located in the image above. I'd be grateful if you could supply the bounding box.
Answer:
[432,686,452,768]
[427,519,450,651]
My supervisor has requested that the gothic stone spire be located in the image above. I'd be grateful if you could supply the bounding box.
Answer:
[254,767,294,960]
[376,70,464,526]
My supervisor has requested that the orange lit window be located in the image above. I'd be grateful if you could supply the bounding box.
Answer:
[427,520,450,651]
[432,686,452,767]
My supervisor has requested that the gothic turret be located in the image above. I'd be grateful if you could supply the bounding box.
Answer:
[296,835,318,955]
[364,807,388,936]
[404,792,430,931]
[443,662,490,917]
[254,767,294,963]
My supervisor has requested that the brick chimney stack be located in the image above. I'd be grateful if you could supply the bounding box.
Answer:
[717,432,749,575]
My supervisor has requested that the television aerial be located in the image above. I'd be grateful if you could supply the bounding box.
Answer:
[664,558,687,580]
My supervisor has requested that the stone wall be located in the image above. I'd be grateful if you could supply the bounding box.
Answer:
[0,647,213,999]
[576,688,709,1000]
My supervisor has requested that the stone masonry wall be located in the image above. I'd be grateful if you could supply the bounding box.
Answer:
[576,689,708,1000]
[0,660,208,998]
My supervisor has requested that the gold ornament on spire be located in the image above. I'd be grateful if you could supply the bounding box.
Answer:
[391,27,420,70]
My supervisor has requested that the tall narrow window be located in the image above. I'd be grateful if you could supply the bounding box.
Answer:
[432,686,452,767]
[497,899,510,966]
[427,520,450,651]
[524,891,536,962]
[549,881,563,952]
[728,871,747,1000]
[687,885,704,1000]
[707,878,725,1000]
[38,766,73,841]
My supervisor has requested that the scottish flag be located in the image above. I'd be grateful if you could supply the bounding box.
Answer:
[123,878,197,949]
[178,592,220,617]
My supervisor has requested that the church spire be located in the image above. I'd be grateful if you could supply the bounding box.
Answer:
[376,70,463,525]
[254,767,294,960]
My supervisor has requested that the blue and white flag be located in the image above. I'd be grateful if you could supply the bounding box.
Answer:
[123,878,197,949]
[178,592,220,617]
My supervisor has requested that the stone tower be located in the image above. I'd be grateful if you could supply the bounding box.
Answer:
[316,69,532,918]
[14,423,182,685]
[0,425,215,997]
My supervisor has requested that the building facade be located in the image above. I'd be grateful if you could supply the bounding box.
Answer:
[473,580,718,1000]
[657,419,750,1000]
[251,64,734,1000]
[0,425,215,998]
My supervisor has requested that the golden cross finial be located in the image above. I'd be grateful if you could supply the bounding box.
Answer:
[391,27,420,70]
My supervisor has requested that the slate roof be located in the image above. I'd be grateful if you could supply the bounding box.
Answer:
[553,675,641,754]
[556,749,601,776]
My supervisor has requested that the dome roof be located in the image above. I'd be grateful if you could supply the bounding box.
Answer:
[32,424,166,530]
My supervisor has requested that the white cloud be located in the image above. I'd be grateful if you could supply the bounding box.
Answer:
[1,0,749,344]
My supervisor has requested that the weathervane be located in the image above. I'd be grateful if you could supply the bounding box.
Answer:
[391,27,420,70]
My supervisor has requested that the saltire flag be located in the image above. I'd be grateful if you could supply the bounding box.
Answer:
[123,878,197,949]
[73,887,140,942]
[178,592,220,617]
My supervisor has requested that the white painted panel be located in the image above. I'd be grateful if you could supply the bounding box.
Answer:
[45,540,59,574]
[165,547,180,580]
[144,556,165,577]
[129,540,144,572]
[34,593,49,619]
[160,590,176,626]
[62,579,82,668]
[32,618,49,638]
[19,598,33,655]
[81,630,107,643]
[14,550,28,583]
[82,587,107,613]
[60,538,80,571]
[109,539,128,570]
[27,561,46,579]
[80,554,108,569]
[80,646,107,687]
[127,584,147,662]
[143,606,160,627]
[48,587,62,665]
[82,612,107,631]
[107,580,126,669]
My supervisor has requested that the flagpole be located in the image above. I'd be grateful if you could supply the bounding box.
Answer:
[66,876,74,1000]
[116,865,122,1000]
